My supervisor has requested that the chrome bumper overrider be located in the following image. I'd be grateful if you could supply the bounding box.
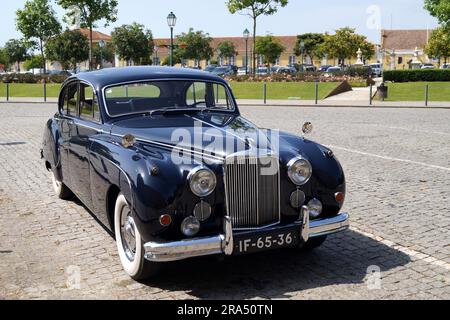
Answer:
[144,210,350,262]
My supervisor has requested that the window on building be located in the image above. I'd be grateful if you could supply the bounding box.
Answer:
[289,55,296,65]
[258,55,265,66]
[229,56,235,66]
[275,57,280,66]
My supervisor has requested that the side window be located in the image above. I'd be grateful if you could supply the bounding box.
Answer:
[186,82,206,106]
[67,82,78,116]
[60,87,68,114]
[93,93,101,122]
[80,83,95,121]
[212,84,232,110]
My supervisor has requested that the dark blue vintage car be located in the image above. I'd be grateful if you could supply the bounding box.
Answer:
[41,66,349,280]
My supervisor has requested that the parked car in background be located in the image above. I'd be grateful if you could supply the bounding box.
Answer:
[275,66,297,75]
[211,66,235,77]
[370,63,382,77]
[421,63,436,70]
[256,66,270,76]
[41,66,350,280]
[237,67,251,76]
[204,64,218,73]
[440,63,449,69]
[326,66,342,73]
[319,65,333,72]
[49,70,74,77]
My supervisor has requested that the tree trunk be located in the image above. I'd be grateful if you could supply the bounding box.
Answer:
[253,17,257,76]
[89,26,93,71]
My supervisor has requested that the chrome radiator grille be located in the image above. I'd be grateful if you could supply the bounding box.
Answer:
[224,155,281,229]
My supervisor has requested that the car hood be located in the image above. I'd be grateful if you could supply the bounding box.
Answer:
[110,113,276,159]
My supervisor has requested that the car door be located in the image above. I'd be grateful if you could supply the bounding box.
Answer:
[57,81,78,189]
[67,82,102,210]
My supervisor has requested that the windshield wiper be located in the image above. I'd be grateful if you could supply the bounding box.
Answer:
[147,107,207,116]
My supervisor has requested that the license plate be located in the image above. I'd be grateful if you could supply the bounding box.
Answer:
[234,226,300,255]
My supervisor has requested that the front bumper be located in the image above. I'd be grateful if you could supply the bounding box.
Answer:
[144,209,350,262]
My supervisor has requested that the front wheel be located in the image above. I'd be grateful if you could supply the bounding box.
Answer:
[51,170,73,200]
[114,194,160,280]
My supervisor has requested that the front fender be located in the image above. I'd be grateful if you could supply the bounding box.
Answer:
[42,117,62,180]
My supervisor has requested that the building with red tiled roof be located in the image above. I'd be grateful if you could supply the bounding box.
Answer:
[77,28,112,42]
[380,29,439,69]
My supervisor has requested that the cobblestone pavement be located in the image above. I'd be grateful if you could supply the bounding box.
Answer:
[0,103,448,300]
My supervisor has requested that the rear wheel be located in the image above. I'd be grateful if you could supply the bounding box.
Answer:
[114,194,159,280]
[51,170,73,200]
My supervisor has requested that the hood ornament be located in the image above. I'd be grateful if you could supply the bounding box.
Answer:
[302,122,314,136]
[122,134,136,148]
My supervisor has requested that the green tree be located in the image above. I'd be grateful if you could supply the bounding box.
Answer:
[0,48,9,70]
[294,33,325,64]
[92,42,115,68]
[217,41,238,63]
[425,26,450,63]
[227,0,288,74]
[4,39,29,72]
[255,35,285,67]
[111,23,154,65]
[425,0,450,29]
[16,0,61,74]
[23,55,45,71]
[57,0,118,70]
[175,29,213,65]
[45,29,89,70]
[320,27,374,66]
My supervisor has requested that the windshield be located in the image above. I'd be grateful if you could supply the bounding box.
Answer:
[104,80,235,117]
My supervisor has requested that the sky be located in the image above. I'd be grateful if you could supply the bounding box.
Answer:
[0,0,439,46]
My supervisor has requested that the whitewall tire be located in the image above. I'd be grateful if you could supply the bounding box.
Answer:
[51,170,73,200]
[114,194,159,280]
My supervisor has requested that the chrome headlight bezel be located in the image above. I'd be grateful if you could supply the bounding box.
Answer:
[287,156,313,186]
[188,166,217,198]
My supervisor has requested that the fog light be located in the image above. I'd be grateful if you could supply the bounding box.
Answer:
[159,214,172,227]
[193,201,212,221]
[308,198,323,219]
[181,217,201,237]
[290,190,306,209]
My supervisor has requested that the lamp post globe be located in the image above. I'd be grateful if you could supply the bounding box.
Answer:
[243,29,250,75]
[167,12,177,67]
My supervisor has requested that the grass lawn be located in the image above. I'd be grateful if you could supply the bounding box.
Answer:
[385,82,450,101]
[0,81,340,101]
[229,82,339,100]
[0,83,61,98]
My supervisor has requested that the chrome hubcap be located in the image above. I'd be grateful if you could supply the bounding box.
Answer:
[120,207,136,262]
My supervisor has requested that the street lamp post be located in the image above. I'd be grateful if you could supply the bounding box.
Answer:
[99,40,105,69]
[167,12,177,67]
[243,29,250,75]
[300,40,305,71]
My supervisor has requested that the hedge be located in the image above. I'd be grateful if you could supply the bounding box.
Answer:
[0,73,69,84]
[383,69,450,82]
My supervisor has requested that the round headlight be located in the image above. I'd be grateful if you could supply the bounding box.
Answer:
[181,217,201,237]
[308,198,323,219]
[287,157,312,186]
[188,167,217,197]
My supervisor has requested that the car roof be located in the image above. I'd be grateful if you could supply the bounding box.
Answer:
[66,66,227,89]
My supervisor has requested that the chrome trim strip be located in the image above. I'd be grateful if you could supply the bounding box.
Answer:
[109,132,225,162]
[101,78,237,119]
[143,213,349,262]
